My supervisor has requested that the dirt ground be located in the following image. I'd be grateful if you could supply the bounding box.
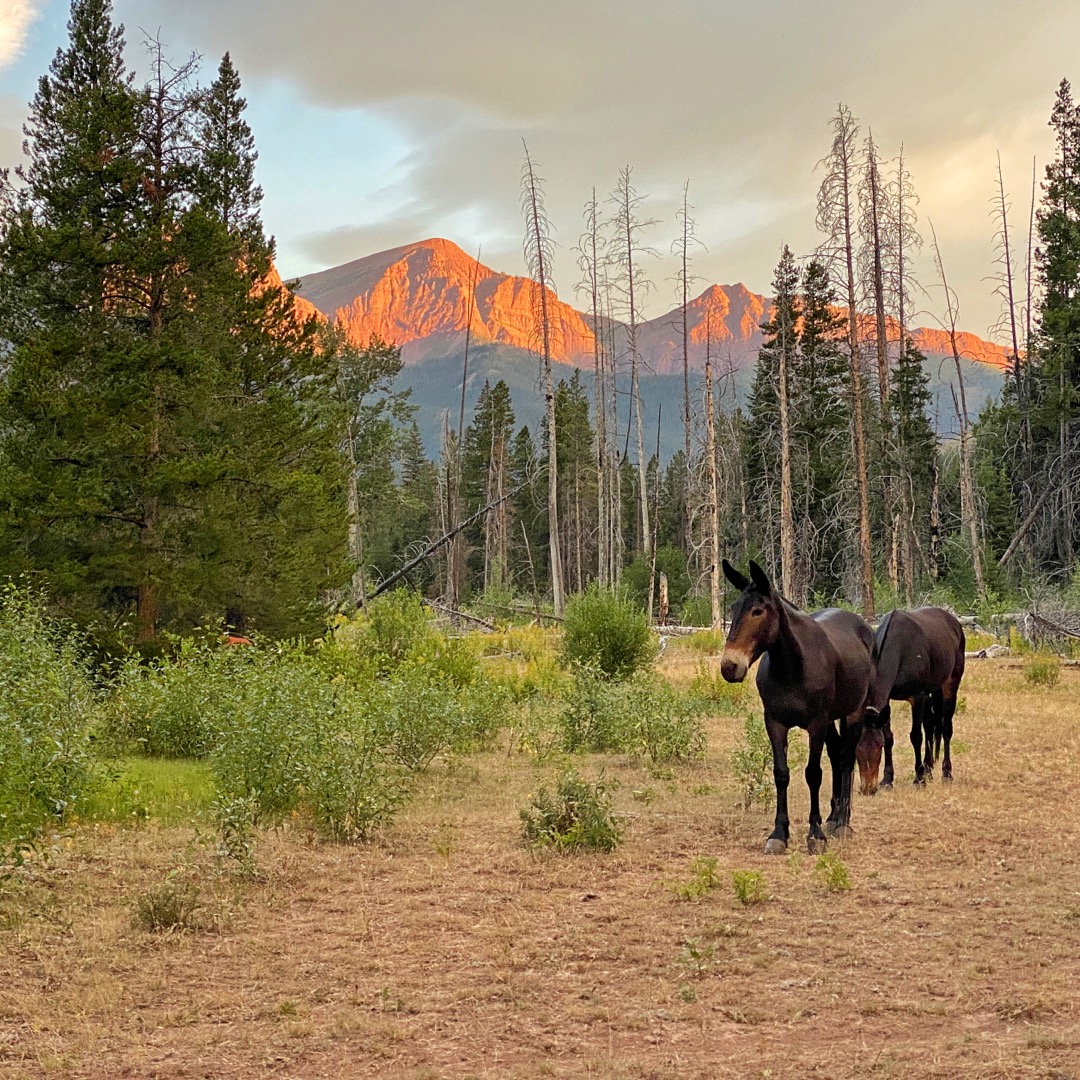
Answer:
[2,659,1079,1079]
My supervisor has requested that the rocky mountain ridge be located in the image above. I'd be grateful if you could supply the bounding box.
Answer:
[294,237,1012,372]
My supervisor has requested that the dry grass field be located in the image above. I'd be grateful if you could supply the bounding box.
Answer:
[2,657,1079,1079]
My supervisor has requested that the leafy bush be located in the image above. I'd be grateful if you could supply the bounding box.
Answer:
[558,668,704,762]
[1024,653,1061,688]
[732,713,774,808]
[132,871,204,933]
[560,584,656,679]
[105,639,241,758]
[305,702,410,844]
[520,769,622,852]
[0,585,100,869]
[688,660,752,714]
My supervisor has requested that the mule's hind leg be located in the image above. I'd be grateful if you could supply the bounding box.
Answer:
[939,674,961,781]
[910,697,932,784]
[880,703,895,790]
[804,723,828,854]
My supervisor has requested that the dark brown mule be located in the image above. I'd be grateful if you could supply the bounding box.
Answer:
[856,607,966,794]
[720,560,876,855]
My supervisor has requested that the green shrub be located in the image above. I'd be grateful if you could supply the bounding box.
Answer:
[361,590,437,673]
[1023,653,1061,688]
[732,713,774,808]
[105,639,242,758]
[520,769,622,852]
[558,668,704,762]
[731,869,769,905]
[560,584,656,679]
[688,660,751,714]
[305,701,410,844]
[0,585,100,869]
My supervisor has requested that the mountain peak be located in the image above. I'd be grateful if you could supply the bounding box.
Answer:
[293,237,1011,373]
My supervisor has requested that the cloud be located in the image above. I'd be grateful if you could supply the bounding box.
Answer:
[0,0,42,71]
[109,0,1080,329]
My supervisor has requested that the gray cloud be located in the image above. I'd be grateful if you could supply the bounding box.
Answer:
[99,1,1080,330]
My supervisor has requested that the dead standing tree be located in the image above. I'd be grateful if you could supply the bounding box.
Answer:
[930,220,986,599]
[576,189,613,585]
[609,165,659,565]
[521,142,565,614]
[817,104,875,618]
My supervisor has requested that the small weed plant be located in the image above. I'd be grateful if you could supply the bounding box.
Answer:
[815,852,853,892]
[731,869,769,905]
[520,769,622,853]
[670,856,721,902]
[677,936,716,979]
[133,871,204,933]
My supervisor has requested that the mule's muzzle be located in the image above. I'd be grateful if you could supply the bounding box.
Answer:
[720,651,748,683]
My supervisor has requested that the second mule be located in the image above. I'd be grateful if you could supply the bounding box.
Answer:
[856,606,966,794]
[720,560,876,855]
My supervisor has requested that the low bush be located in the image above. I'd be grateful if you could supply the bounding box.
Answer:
[520,769,622,852]
[732,713,774,808]
[1023,653,1061,688]
[558,668,704,762]
[815,852,852,892]
[560,584,656,679]
[0,585,100,870]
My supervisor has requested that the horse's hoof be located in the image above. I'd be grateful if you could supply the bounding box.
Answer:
[880,781,893,791]
[763,838,787,856]
[942,772,953,782]
[807,836,827,855]
[823,820,837,837]
[832,825,854,841]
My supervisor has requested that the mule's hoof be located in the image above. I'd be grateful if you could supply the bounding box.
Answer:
[763,838,787,856]
[880,780,893,791]
[942,772,953,782]
[832,825,854,841]
[807,835,827,855]
[823,820,837,837]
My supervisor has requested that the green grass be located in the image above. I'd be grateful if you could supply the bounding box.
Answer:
[82,758,216,826]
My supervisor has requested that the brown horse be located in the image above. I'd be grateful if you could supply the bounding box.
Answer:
[721,560,876,854]
[856,607,966,794]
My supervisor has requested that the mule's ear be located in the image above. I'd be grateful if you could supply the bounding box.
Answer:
[722,559,750,591]
[748,560,772,594]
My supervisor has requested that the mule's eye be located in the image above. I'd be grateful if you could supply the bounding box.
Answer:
[751,607,764,618]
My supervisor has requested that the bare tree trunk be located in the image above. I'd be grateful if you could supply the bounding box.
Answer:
[704,324,721,626]
[817,104,874,617]
[931,222,986,599]
[610,165,657,563]
[777,287,796,603]
[521,142,565,614]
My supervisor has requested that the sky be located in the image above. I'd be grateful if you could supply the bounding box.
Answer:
[1,0,1078,337]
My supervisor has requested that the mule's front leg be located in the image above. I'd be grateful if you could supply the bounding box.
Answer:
[764,716,791,855]
[805,724,828,854]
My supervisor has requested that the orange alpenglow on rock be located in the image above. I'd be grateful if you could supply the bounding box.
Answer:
[291,237,1013,374]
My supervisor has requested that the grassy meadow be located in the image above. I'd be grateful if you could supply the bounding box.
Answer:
[1,597,1079,1079]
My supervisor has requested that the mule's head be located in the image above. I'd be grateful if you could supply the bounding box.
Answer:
[720,559,781,683]
[856,705,887,795]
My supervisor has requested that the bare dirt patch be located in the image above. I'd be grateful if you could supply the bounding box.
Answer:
[2,661,1079,1079]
